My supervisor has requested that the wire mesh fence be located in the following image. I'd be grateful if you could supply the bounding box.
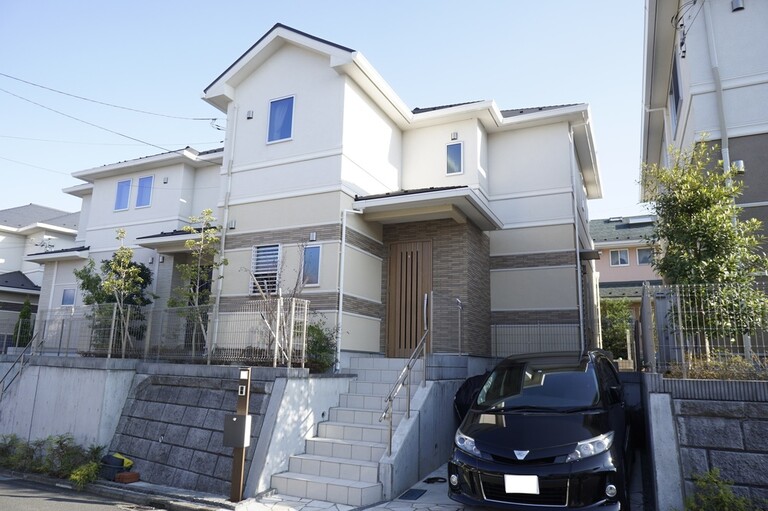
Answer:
[643,282,768,379]
[27,298,309,367]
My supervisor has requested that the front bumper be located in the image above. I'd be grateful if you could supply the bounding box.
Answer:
[447,448,623,510]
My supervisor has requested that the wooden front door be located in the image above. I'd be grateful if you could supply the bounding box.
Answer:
[387,241,432,358]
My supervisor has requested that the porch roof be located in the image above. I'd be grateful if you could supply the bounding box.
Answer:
[135,229,201,253]
[352,186,502,231]
[25,245,90,263]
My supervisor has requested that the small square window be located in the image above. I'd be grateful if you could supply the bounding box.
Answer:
[268,96,294,143]
[447,142,463,175]
[114,179,131,211]
[610,249,629,267]
[637,247,653,265]
[302,246,321,286]
[62,288,75,306]
[136,176,154,208]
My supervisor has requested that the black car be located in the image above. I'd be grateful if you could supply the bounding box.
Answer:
[448,350,631,510]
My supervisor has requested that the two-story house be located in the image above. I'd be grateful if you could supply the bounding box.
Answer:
[590,215,662,319]
[33,23,602,362]
[642,0,768,234]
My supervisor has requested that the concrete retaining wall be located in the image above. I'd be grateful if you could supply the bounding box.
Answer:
[645,374,768,508]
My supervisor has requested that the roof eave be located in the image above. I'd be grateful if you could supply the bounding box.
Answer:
[72,147,220,182]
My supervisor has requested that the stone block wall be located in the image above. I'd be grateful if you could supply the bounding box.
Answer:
[109,365,280,495]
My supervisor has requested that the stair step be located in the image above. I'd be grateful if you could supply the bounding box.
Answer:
[272,472,383,506]
[317,421,389,444]
[348,367,425,384]
[349,357,421,371]
[288,453,379,483]
[340,392,411,411]
[330,406,403,427]
[305,437,386,462]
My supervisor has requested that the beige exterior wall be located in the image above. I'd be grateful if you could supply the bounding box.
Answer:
[489,224,575,255]
[491,266,578,311]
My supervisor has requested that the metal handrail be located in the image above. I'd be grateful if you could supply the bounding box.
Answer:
[0,332,38,399]
[379,292,431,455]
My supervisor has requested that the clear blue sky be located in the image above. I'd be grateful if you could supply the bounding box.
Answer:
[0,0,647,220]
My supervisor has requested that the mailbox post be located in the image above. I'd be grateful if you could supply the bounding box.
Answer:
[224,367,251,502]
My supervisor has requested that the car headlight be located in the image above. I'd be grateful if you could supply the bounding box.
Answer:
[565,432,614,462]
[455,429,482,457]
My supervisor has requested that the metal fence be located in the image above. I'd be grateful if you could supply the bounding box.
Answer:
[640,282,768,379]
[28,298,310,367]
[0,311,36,353]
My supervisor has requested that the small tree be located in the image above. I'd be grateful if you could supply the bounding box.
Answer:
[168,209,227,353]
[600,299,631,359]
[643,142,768,350]
[73,229,153,355]
[12,298,34,348]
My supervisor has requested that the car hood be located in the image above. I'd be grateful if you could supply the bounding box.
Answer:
[461,409,611,460]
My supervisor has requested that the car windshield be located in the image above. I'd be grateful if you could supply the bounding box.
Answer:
[475,359,599,411]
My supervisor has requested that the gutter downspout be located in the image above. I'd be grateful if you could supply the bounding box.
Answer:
[336,208,362,373]
[569,123,586,352]
[703,0,730,172]
[211,105,238,360]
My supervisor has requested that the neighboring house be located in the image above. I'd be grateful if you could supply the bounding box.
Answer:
[0,203,78,311]
[33,23,603,361]
[590,215,662,318]
[642,0,768,235]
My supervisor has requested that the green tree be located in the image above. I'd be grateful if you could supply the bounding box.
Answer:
[167,209,227,353]
[73,229,153,355]
[643,142,768,337]
[12,298,34,347]
[600,299,631,359]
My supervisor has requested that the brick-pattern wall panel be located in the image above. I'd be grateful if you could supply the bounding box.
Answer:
[109,375,271,495]
[225,225,339,251]
[346,228,385,259]
[490,251,576,270]
[491,310,580,325]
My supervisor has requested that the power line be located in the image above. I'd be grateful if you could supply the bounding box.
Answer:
[0,71,219,121]
[0,134,223,146]
[0,155,70,176]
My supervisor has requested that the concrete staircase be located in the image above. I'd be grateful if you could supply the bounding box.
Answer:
[271,357,423,506]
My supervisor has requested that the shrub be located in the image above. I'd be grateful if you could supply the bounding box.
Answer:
[69,461,101,491]
[0,434,104,480]
[685,468,755,511]
[306,321,337,373]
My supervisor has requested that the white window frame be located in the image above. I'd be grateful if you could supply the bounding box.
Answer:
[61,288,76,306]
[114,179,132,211]
[135,175,154,208]
[446,142,463,175]
[251,244,280,295]
[610,249,630,267]
[302,245,321,287]
[637,247,653,266]
[267,95,295,143]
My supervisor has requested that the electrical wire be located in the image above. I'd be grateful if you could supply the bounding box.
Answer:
[0,134,222,146]
[0,155,70,176]
[0,71,219,122]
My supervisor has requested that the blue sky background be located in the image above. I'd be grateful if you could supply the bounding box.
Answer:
[0,0,647,220]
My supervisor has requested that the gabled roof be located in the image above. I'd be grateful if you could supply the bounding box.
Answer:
[0,271,40,292]
[590,215,656,244]
[0,204,78,236]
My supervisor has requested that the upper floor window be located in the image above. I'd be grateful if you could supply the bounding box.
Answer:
[302,245,321,286]
[61,288,75,306]
[136,176,154,208]
[637,247,653,266]
[267,96,294,143]
[610,249,629,267]
[251,244,280,295]
[114,179,131,211]
[447,142,463,175]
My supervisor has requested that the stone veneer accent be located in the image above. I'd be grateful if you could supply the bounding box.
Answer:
[382,219,490,356]
[490,250,576,270]
[491,309,579,325]
[224,224,340,251]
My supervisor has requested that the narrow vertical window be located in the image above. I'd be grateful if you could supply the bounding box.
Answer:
[251,244,280,295]
[267,96,294,143]
[114,179,131,210]
[447,142,463,175]
[302,246,321,286]
[136,176,154,208]
[669,58,682,135]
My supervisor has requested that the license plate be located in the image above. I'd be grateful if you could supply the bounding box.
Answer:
[504,474,539,494]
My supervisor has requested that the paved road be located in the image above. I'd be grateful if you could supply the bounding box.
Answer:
[0,476,159,511]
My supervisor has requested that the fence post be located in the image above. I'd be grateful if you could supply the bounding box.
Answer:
[144,306,153,360]
[287,299,296,369]
[272,298,283,368]
[107,303,117,360]
[640,284,655,372]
